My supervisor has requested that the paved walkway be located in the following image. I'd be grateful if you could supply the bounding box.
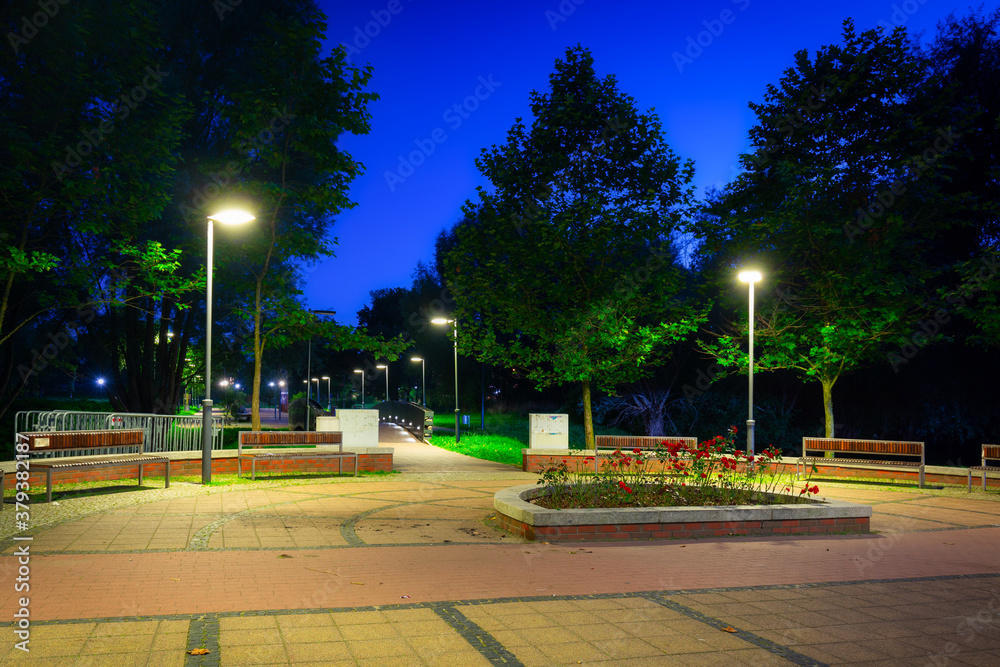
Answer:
[1,433,999,665]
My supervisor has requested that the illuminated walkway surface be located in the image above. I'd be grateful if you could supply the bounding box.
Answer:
[1,431,999,665]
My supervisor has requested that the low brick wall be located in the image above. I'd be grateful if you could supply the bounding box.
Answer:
[495,483,872,542]
[497,511,870,541]
[1,448,393,493]
[523,449,1000,489]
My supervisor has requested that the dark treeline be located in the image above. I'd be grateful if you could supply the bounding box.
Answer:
[3,5,998,465]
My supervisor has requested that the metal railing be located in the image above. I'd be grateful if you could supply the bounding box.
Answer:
[376,401,434,441]
[14,410,224,454]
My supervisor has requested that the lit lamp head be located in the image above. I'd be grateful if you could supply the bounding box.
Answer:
[353,370,364,375]
[430,318,453,325]
[376,365,387,370]
[208,209,255,225]
[410,357,423,362]
[738,270,762,284]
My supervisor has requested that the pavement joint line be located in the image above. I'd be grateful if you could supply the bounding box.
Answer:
[434,603,524,666]
[12,572,999,629]
[639,592,829,666]
[184,613,220,667]
[341,501,409,546]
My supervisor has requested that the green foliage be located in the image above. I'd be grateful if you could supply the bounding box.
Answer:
[427,433,522,467]
[445,46,705,448]
[695,21,969,437]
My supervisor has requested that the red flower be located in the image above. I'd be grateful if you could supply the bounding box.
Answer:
[633,448,642,454]
[810,485,819,494]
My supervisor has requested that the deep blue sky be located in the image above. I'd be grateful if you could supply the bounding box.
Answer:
[310,0,993,324]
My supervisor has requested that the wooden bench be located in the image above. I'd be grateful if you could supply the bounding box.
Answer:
[798,437,925,488]
[967,444,1000,492]
[592,435,698,473]
[14,429,170,502]
[594,435,698,451]
[238,431,356,480]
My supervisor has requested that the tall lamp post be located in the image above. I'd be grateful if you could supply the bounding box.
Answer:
[376,364,389,402]
[738,270,762,456]
[322,376,331,411]
[353,369,365,407]
[410,357,425,406]
[203,209,255,484]
[431,318,460,443]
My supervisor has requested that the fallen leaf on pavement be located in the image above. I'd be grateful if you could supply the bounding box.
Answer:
[188,648,210,655]
[722,626,737,633]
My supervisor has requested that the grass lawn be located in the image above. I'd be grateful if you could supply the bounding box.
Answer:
[425,433,524,467]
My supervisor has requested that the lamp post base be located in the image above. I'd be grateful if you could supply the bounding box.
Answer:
[202,399,214,484]
[746,419,755,457]
[455,409,461,444]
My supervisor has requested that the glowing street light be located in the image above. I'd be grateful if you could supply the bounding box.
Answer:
[202,209,254,484]
[431,318,460,443]
[322,376,331,411]
[410,357,425,406]
[376,364,389,402]
[353,369,365,406]
[738,270,763,455]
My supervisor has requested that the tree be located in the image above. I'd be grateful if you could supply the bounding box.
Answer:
[444,46,703,449]
[0,0,198,416]
[694,21,968,437]
[212,16,379,430]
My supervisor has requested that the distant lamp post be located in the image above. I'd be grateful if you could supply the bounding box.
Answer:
[376,364,389,402]
[738,270,763,456]
[202,209,254,484]
[96,377,105,387]
[411,357,425,406]
[431,318,460,443]
[322,376,331,411]
[354,369,365,406]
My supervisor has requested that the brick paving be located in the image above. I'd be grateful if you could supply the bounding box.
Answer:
[1,427,999,665]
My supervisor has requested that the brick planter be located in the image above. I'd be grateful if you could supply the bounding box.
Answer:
[494,484,871,542]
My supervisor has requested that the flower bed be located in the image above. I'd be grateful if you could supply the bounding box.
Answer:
[535,427,822,509]
[494,484,871,541]
[494,428,871,541]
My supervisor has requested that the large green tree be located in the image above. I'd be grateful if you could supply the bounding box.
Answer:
[0,0,199,416]
[444,46,703,448]
[695,21,969,437]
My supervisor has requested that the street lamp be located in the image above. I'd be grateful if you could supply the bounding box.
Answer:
[411,357,425,406]
[431,318,460,443]
[322,376,331,411]
[738,270,762,456]
[203,208,255,484]
[306,310,336,430]
[353,369,365,406]
[376,364,389,402]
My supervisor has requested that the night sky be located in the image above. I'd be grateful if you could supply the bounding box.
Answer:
[311,0,993,325]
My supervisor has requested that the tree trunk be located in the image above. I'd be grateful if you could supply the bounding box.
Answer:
[582,379,594,450]
[821,377,835,438]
